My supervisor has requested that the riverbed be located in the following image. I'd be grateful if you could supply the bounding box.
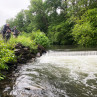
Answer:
[0,46,97,97]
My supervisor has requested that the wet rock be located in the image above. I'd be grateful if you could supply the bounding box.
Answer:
[13,43,46,63]
[11,85,46,97]
[36,52,41,57]
[30,58,35,62]
[23,47,30,51]
[14,49,21,56]
[25,87,31,90]
[14,49,21,52]
[22,54,32,60]
[14,43,36,63]
[22,50,30,55]
[17,58,27,63]
[15,43,23,49]
[24,86,43,91]
[38,44,46,56]
[30,54,36,58]
[3,87,11,92]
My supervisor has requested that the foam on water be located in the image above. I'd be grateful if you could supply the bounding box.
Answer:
[39,51,97,88]
[11,50,97,97]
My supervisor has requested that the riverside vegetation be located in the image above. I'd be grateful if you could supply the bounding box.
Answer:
[5,0,97,47]
[0,31,50,80]
[0,0,97,79]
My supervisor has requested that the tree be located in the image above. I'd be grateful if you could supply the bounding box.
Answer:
[72,8,97,47]
[29,0,48,32]
[15,10,25,31]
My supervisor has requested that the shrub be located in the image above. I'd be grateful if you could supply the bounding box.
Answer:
[31,30,50,48]
[0,40,16,80]
[7,35,37,50]
[47,19,74,45]
[72,8,97,47]
[0,33,37,80]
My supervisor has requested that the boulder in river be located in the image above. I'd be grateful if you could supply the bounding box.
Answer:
[37,44,46,56]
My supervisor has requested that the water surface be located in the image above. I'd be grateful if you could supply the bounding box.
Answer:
[1,46,97,97]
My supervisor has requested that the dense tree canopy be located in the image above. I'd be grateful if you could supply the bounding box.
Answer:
[5,0,97,47]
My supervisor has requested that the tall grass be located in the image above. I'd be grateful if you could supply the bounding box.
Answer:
[0,31,50,80]
[7,35,37,50]
[0,33,37,80]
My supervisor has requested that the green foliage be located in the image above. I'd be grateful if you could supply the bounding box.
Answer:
[48,19,74,45]
[72,8,97,47]
[5,0,97,47]
[0,40,16,69]
[20,32,32,37]
[31,30,50,48]
[81,8,97,27]
[7,34,37,50]
[0,32,38,80]
[0,0,97,79]
[29,0,48,32]
[0,40,16,80]
[72,22,94,46]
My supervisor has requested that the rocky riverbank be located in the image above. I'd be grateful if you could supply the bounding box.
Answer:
[14,43,36,64]
[6,43,46,66]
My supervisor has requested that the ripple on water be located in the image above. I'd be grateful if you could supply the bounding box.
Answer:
[10,51,97,97]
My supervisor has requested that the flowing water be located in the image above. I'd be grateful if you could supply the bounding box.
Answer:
[1,46,97,97]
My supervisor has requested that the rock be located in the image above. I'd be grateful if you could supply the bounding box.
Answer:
[21,45,25,48]
[38,44,46,56]
[14,49,21,52]
[30,54,36,58]
[14,49,21,56]
[23,47,30,51]
[32,58,35,62]
[25,87,31,91]
[13,43,46,64]
[36,52,41,57]
[22,50,30,55]
[22,55,30,60]
[17,58,27,63]
[3,87,11,92]
[15,43,23,49]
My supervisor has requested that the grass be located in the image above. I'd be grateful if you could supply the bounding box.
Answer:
[0,33,37,80]
[7,35,37,50]
[0,31,50,80]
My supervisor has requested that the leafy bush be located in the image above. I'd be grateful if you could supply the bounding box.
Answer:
[72,8,97,47]
[0,31,49,80]
[0,40,16,80]
[0,33,37,80]
[72,22,95,47]
[48,20,74,45]
[20,32,32,38]
[7,35,37,50]
[31,30,50,48]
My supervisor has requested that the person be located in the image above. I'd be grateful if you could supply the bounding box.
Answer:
[12,26,20,38]
[2,24,11,41]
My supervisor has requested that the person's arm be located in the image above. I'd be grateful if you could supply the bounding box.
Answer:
[7,28,11,33]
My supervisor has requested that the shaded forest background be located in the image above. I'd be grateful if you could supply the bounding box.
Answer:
[5,0,97,47]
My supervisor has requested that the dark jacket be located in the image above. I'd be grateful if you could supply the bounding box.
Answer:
[3,25,11,34]
[12,29,19,35]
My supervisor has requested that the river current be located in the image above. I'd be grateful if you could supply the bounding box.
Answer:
[1,47,97,97]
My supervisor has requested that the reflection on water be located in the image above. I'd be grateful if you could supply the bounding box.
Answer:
[1,46,97,97]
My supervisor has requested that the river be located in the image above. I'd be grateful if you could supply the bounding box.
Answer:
[0,46,97,97]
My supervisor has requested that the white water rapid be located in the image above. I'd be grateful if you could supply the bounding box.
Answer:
[10,50,97,97]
